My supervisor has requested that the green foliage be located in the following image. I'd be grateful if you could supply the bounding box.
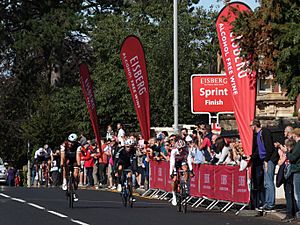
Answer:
[233,0,300,99]
[0,1,218,165]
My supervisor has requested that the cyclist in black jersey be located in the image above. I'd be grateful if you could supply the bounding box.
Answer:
[114,139,137,194]
[60,133,81,201]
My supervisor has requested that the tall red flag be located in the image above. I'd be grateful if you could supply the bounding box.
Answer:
[79,63,102,153]
[216,3,257,156]
[120,35,151,141]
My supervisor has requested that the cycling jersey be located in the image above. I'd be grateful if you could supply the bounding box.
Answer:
[169,148,193,175]
[34,148,49,163]
[61,141,81,167]
[114,146,137,171]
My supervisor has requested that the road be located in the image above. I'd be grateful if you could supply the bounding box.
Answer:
[0,186,280,225]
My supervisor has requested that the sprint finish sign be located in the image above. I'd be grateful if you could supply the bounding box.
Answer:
[191,74,234,113]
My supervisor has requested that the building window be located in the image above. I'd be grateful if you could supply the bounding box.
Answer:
[258,79,273,93]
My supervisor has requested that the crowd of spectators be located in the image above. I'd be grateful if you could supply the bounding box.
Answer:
[29,121,300,223]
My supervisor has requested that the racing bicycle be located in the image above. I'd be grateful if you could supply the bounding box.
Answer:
[120,169,134,208]
[176,169,190,213]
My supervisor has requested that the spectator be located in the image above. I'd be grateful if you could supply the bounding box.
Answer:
[50,147,61,186]
[186,135,204,165]
[214,137,230,165]
[161,140,171,161]
[106,125,114,140]
[285,128,300,222]
[277,138,297,222]
[81,141,94,187]
[197,124,212,163]
[79,133,87,146]
[180,128,188,140]
[7,166,15,187]
[250,118,279,211]
[117,123,126,147]
[98,140,108,187]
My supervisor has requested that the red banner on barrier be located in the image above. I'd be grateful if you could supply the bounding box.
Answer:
[233,169,250,203]
[149,161,250,204]
[190,165,201,197]
[214,166,234,201]
[199,164,215,199]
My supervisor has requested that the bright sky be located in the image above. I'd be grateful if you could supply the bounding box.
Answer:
[198,0,260,11]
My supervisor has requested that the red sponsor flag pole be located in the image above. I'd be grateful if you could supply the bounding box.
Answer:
[120,35,151,141]
[79,63,102,154]
[216,3,257,156]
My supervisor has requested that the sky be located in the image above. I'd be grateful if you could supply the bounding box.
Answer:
[198,0,260,11]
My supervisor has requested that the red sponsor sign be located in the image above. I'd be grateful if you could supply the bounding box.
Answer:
[120,35,151,141]
[150,160,171,192]
[233,169,250,203]
[190,164,201,197]
[191,74,234,113]
[79,64,102,153]
[216,3,257,156]
[199,164,215,199]
[149,161,250,204]
[214,166,234,201]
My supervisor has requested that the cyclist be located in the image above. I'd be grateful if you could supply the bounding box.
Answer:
[114,139,137,200]
[60,133,81,201]
[34,147,49,184]
[169,138,194,206]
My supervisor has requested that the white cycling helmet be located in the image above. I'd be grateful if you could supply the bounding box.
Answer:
[68,133,78,142]
[124,139,134,146]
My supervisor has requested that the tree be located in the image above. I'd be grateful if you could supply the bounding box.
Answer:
[233,0,300,99]
[90,1,218,128]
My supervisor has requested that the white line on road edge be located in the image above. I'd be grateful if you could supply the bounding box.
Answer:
[47,210,68,218]
[27,203,45,210]
[11,197,26,203]
[70,219,90,225]
[0,193,11,198]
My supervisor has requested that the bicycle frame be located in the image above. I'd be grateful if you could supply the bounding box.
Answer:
[66,166,75,208]
[176,169,190,213]
[121,169,134,208]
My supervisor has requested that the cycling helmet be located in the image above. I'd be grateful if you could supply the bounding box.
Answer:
[175,139,186,149]
[185,135,193,143]
[68,133,78,142]
[124,139,134,146]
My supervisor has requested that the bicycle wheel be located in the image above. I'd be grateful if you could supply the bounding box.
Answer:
[128,189,133,208]
[176,192,182,212]
[121,187,127,207]
[181,187,187,214]
[68,175,74,208]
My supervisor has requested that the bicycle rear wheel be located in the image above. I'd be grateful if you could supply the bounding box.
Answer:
[181,184,187,213]
[68,176,74,208]
[129,190,133,208]
[176,192,182,212]
[121,187,127,207]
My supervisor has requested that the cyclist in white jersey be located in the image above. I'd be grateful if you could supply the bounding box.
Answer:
[169,139,193,206]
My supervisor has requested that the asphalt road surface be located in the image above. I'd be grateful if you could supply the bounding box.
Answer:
[0,186,281,225]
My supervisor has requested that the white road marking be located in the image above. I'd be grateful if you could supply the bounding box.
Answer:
[0,193,11,198]
[0,192,90,225]
[70,219,90,225]
[27,203,45,210]
[47,210,68,218]
[11,197,26,203]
